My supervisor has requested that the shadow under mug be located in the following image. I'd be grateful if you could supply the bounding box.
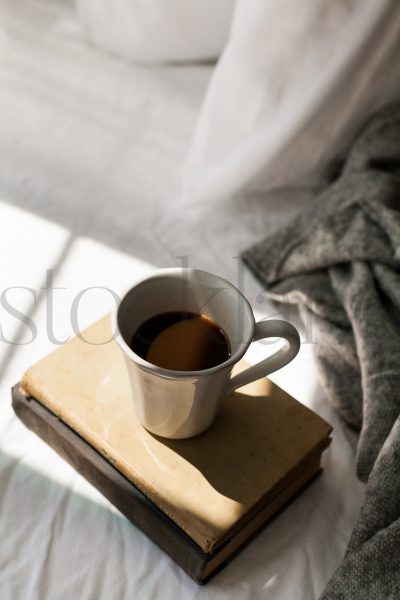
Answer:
[113,268,300,439]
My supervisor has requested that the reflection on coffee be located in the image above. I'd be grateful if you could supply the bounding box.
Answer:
[130,311,231,371]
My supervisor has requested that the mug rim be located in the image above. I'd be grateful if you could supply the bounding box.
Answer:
[112,267,255,378]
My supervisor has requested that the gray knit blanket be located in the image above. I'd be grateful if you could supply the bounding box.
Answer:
[242,104,400,599]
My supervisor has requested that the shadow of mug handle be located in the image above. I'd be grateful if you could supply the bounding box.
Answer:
[226,320,300,395]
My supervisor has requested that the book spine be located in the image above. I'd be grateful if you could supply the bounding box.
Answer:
[11,385,208,584]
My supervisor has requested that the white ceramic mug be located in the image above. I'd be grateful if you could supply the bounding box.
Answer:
[113,268,300,439]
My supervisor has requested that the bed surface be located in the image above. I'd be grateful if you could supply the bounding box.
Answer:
[0,1,365,598]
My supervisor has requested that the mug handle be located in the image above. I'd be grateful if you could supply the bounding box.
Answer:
[226,320,300,394]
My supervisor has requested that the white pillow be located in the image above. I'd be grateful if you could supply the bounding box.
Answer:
[184,0,400,204]
[77,0,235,63]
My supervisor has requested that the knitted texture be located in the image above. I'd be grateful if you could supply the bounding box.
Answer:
[243,104,400,599]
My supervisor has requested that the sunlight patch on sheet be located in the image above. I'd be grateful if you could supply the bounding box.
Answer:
[0,200,156,379]
[28,234,155,352]
[0,200,71,362]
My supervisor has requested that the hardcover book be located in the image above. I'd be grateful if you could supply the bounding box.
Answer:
[13,315,332,583]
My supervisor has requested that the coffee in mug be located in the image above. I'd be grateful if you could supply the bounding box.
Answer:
[130,311,231,371]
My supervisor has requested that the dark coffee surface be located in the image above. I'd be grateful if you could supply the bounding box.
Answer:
[130,311,230,371]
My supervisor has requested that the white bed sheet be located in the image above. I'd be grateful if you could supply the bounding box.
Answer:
[0,1,365,599]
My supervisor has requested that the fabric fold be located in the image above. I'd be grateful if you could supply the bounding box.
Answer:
[242,103,400,598]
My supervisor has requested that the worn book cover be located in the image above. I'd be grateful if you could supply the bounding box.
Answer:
[14,315,332,582]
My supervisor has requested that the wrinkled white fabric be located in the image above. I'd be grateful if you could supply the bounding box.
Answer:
[184,0,400,204]
[0,1,365,599]
[76,0,235,63]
